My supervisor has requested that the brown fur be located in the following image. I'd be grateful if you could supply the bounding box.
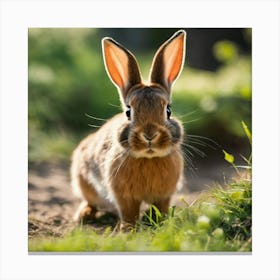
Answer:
[110,150,183,203]
[71,30,186,229]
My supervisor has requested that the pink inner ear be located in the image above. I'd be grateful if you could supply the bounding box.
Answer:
[164,34,185,87]
[103,41,129,91]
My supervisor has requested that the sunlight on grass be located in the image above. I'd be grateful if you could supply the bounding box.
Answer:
[28,128,79,162]
[29,176,251,252]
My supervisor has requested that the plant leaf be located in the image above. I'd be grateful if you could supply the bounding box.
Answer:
[241,121,252,145]
[151,205,162,223]
[223,150,235,164]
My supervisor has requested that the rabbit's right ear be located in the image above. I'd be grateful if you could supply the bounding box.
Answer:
[102,38,142,100]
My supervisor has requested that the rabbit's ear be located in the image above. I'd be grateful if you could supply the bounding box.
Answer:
[102,38,142,99]
[149,30,186,94]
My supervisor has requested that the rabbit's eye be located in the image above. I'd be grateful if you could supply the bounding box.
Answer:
[125,107,131,120]
[166,105,171,119]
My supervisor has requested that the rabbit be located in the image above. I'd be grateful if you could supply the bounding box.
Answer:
[71,30,186,230]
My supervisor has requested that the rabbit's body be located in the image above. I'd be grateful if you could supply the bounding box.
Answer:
[72,112,183,207]
[71,30,187,228]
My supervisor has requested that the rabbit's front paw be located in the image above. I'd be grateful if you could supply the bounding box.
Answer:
[113,220,135,233]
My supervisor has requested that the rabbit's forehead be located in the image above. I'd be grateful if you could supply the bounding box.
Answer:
[128,87,169,109]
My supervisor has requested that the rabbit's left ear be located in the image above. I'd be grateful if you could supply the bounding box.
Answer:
[149,30,186,94]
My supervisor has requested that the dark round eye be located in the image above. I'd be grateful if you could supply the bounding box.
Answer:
[166,105,171,119]
[125,107,131,120]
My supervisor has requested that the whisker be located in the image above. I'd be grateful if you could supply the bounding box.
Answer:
[105,152,130,184]
[178,147,196,172]
[185,148,195,158]
[188,145,206,158]
[182,152,197,176]
[88,123,101,128]
[113,153,129,179]
[88,124,102,128]
[95,151,129,185]
[92,151,126,173]
[187,138,217,150]
[90,153,128,187]
[181,142,206,158]
[176,110,198,119]
[187,139,208,148]
[181,118,201,125]
[188,134,220,147]
[172,148,197,176]
[108,103,122,109]
[85,113,108,122]
[85,113,107,129]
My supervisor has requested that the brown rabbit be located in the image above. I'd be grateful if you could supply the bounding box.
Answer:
[71,30,186,230]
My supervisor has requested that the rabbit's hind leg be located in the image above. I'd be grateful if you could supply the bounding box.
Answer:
[73,201,97,224]
[73,174,100,223]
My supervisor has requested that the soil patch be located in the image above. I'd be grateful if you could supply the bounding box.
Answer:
[28,161,234,238]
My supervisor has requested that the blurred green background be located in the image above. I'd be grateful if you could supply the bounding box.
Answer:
[28,28,251,176]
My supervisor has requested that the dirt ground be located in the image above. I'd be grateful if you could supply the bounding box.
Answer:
[28,160,234,238]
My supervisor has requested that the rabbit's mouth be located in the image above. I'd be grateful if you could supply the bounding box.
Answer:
[146,148,155,154]
[132,146,172,159]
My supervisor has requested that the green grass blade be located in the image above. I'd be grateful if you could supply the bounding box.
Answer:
[241,121,252,145]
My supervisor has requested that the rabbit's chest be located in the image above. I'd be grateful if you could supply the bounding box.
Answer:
[110,152,183,202]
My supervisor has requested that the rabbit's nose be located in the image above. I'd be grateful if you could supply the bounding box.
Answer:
[142,132,158,142]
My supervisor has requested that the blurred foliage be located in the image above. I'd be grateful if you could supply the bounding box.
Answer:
[28,28,251,163]
[213,40,239,63]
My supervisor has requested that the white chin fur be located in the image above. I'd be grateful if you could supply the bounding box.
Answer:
[132,148,171,159]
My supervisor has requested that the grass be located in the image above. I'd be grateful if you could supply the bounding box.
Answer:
[29,174,252,252]
[28,126,79,163]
